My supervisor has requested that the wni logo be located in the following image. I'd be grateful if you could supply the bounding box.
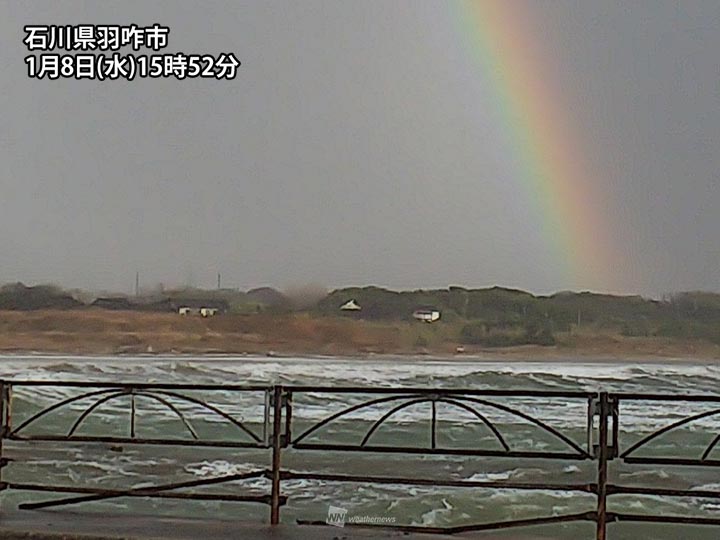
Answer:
[326,505,348,527]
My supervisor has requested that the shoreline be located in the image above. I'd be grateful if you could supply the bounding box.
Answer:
[0,349,717,365]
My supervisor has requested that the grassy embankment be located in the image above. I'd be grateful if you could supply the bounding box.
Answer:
[0,308,719,358]
[2,283,720,357]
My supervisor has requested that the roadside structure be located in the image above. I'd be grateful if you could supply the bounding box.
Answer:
[412,308,441,323]
[176,299,228,317]
[340,299,361,311]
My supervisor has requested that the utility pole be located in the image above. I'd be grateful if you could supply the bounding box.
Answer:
[135,271,140,297]
[217,273,221,290]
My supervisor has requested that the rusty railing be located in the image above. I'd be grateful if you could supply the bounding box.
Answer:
[0,380,719,538]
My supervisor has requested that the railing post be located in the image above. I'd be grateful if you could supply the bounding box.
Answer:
[270,385,284,525]
[0,381,8,502]
[596,392,610,540]
[284,391,293,445]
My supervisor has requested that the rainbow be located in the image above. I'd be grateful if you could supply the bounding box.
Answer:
[456,1,618,291]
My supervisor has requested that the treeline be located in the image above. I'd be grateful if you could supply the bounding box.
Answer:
[3,282,720,347]
[317,286,720,347]
[0,283,82,310]
[317,286,662,325]
[0,283,291,314]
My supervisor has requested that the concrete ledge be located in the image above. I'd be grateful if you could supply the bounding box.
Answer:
[0,510,464,540]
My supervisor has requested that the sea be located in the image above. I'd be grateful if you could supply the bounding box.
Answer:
[1,354,719,539]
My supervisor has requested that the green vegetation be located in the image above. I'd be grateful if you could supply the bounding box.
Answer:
[3,282,720,349]
[0,283,81,310]
[318,286,720,348]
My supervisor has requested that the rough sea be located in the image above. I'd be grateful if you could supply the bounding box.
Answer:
[1,354,719,539]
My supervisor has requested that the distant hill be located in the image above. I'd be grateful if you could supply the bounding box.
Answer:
[0,283,82,310]
[3,281,720,347]
[246,287,290,308]
[316,286,667,322]
[315,286,720,346]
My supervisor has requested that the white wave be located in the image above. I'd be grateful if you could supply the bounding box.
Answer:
[465,470,514,482]
[184,460,259,477]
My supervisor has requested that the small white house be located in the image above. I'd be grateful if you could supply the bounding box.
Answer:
[413,309,441,323]
[179,306,219,317]
[340,299,361,311]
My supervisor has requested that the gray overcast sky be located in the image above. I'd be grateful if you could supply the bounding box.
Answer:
[1,1,719,297]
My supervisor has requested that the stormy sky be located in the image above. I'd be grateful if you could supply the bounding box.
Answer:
[1,1,718,297]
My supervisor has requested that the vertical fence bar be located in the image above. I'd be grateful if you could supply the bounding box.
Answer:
[0,381,5,499]
[270,385,283,525]
[263,389,271,446]
[596,392,609,540]
[5,384,11,436]
[284,391,293,445]
[0,381,10,512]
[130,392,136,439]
[587,395,595,456]
[430,400,437,449]
[611,397,619,458]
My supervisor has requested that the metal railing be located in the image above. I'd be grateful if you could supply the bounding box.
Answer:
[0,381,277,511]
[0,380,720,538]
